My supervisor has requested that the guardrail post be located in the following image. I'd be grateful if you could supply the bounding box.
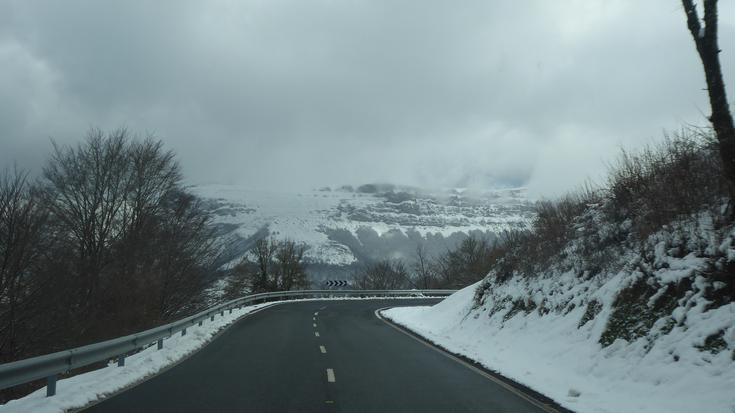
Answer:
[46,374,57,397]
[0,289,455,397]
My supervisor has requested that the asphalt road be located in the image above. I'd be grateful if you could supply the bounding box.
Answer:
[82,299,550,413]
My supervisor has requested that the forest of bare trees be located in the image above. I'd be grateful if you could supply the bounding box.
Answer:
[224,238,310,299]
[0,129,218,386]
[353,235,500,290]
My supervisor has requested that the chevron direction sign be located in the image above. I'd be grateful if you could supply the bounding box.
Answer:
[324,280,350,287]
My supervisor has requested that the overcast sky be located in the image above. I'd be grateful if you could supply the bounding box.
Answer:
[1,1,734,197]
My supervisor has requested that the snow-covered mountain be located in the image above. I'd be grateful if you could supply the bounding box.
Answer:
[192,183,535,280]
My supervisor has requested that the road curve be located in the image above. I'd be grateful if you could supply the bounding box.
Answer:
[82,299,548,413]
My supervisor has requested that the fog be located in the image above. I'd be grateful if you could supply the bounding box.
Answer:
[1,0,734,197]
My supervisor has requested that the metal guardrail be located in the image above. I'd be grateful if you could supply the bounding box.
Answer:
[0,289,454,398]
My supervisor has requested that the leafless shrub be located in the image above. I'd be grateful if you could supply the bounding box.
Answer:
[606,129,727,236]
[432,235,501,288]
[472,128,727,286]
[412,244,437,289]
[230,238,310,294]
[355,260,411,290]
[273,240,309,291]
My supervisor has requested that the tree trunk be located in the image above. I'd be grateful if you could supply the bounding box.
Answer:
[682,0,735,192]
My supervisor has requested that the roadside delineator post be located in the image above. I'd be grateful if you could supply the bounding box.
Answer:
[46,374,57,397]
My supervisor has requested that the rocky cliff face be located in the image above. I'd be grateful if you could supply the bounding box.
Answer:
[193,184,534,282]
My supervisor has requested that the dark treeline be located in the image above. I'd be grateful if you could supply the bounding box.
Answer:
[0,129,219,378]
[353,235,500,290]
[223,238,310,299]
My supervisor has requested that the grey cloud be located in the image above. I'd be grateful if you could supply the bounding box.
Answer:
[1,0,734,195]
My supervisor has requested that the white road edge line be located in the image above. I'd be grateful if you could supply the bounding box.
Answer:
[327,368,336,382]
[374,307,561,413]
[320,345,327,354]
[315,331,320,337]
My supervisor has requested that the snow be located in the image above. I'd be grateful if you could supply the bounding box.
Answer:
[195,186,360,266]
[192,184,534,268]
[384,287,735,413]
[0,302,277,413]
[0,295,437,413]
[382,215,735,413]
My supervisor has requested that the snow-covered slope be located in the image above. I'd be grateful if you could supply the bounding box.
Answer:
[193,184,534,272]
[383,212,735,413]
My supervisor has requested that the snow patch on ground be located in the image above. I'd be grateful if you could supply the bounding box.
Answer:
[1,295,439,413]
[383,216,735,413]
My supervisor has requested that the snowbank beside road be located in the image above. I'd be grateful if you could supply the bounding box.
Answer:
[0,295,441,413]
[0,303,277,413]
[383,281,735,413]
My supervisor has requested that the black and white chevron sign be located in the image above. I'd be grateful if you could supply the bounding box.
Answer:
[324,280,349,287]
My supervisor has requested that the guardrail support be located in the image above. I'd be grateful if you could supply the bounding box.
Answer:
[46,374,57,397]
[0,289,455,398]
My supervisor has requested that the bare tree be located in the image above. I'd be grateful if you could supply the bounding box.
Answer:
[36,128,218,342]
[123,138,182,240]
[413,244,435,289]
[355,260,411,290]
[682,0,735,192]
[274,240,309,291]
[147,190,217,321]
[233,238,310,293]
[0,127,226,401]
[41,128,131,307]
[252,238,278,292]
[0,169,47,362]
[434,235,496,288]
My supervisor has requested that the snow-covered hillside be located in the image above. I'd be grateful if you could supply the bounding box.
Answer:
[383,211,735,413]
[193,184,534,274]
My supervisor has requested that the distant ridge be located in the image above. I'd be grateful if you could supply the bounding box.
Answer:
[193,184,535,280]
